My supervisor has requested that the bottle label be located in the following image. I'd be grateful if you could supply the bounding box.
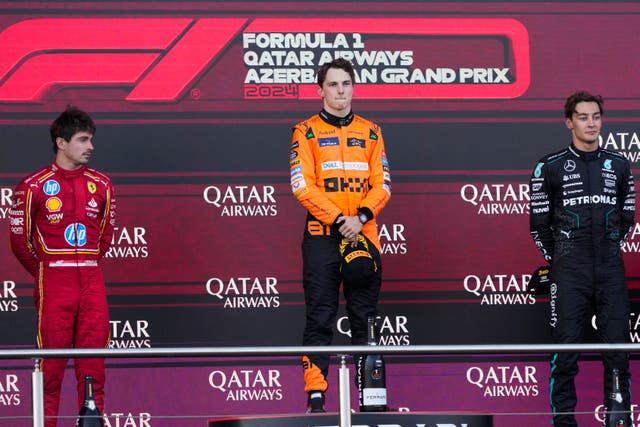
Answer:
[363,388,387,405]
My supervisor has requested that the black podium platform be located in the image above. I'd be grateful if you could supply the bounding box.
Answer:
[209,412,492,427]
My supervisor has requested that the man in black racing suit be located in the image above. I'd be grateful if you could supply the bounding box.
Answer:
[529,91,635,427]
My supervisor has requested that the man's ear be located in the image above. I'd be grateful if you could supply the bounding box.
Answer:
[565,118,573,131]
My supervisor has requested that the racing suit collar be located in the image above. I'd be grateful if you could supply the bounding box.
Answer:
[51,161,87,178]
[319,109,354,127]
[569,143,601,161]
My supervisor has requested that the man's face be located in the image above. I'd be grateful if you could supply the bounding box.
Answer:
[57,131,94,168]
[566,101,602,146]
[318,67,353,117]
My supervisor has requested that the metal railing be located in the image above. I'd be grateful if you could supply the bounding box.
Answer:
[2,343,639,359]
[0,343,637,427]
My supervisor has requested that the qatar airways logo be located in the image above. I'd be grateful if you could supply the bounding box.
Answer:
[0,280,18,313]
[463,274,535,306]
[206,276,280,309]
[109,319,151,349]
[460,183,529,215]
[103,412,151,427]
[104,226,149,258]
[593,403,637,426]
[203,185,277,217]
[466,364,539,398]
[621,222,640,253]
[379,223,407,255]
[631,312,640,343]
[600,130,640,164]
[338,315,411,345]
[208,369,283,401]
[0,374,20,406]
[0,188,12,220]
[591,312,640,343]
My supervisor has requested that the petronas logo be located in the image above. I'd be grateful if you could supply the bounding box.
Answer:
[369,129,378,140]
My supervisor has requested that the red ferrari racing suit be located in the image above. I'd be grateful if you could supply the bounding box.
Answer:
[291,109,391,394]
[9,161,116,426]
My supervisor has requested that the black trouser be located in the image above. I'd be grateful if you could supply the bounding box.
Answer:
[549,249,630,427]
[301,224,382,393]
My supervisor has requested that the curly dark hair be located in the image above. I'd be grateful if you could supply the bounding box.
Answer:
[50,106,96,153]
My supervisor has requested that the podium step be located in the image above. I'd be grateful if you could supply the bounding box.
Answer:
[209,411,492,426]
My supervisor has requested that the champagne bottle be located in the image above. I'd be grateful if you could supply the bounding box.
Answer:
[605,368,628,427]
[358,316,387,412]
[76,376,104,427]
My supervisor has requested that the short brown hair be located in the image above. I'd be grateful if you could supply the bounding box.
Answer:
[317,58,356,87]
[564,91,604,119]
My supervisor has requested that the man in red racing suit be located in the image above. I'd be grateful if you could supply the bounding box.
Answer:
[290,58,391,412]
[9,106,116,427]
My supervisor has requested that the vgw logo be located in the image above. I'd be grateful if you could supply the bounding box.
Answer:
[208,369,283,401]
[338,315,411,345]
[0,374,20,406]
[379,223,407,255]
[0,188,12,220]
[460,183,529,215]
[0,280,18,312]
[109,320,151,349]
[104,226,149,258]
[203,185,277,217]
[463,273,535,306]
[206,276,280,308]
[466,365,539,397]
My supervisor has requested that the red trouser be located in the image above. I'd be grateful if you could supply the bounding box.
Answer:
[35,262,109,427]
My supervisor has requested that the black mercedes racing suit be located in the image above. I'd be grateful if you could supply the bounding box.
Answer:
[529,144,635,427]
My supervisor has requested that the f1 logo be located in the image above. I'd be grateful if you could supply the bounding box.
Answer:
[0,18,246,101]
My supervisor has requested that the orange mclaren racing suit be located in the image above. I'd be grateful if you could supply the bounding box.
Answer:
[290,109,391,395]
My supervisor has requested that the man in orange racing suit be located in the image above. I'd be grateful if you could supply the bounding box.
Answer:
[9,106,116,427]
[290,58,391,413]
